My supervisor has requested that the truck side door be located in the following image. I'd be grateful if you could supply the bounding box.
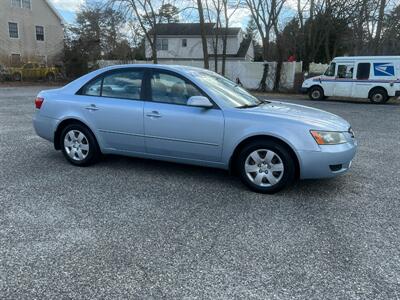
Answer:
[333,63,354,97]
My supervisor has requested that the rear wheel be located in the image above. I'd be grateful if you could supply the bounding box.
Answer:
[369,88,388,104]
[60,124,99,166]
[308,86,324,100]
[237,141,295,194]
[46,72,55,82]
[13,72,21,81]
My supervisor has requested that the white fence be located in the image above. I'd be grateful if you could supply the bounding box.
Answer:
[309,62,329,74]
[97,59,303,91]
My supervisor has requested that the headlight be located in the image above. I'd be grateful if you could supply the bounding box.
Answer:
[310,130,347,145]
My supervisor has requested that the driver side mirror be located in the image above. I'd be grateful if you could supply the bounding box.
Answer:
[187,96,213,108]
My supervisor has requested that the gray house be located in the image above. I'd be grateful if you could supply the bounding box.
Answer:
[0,0,64,66]
[145,23,254,61]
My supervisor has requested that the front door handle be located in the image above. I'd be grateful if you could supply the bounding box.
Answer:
[85,104,99,111]
[146,111,162,118]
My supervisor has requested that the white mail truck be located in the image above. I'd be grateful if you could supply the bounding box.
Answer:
[301,56,400,104]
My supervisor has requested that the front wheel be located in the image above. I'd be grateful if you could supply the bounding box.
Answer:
[60,124,100,166]
[237,141,295,194]
[308,86,324,100]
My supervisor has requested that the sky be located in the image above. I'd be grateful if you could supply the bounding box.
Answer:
[50,0,296,28]
[51,0,254,27]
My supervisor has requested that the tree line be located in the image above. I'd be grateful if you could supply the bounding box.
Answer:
[65,0,399,81]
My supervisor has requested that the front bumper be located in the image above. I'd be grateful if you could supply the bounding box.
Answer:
[298,141,357,179]
[300,87,308,94]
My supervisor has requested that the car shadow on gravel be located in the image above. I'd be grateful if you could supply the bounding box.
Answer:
[97,154,347,198]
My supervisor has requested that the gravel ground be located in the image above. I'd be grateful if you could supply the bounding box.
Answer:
[1,86,400,299]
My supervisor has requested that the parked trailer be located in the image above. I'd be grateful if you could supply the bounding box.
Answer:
[301,56,400,104]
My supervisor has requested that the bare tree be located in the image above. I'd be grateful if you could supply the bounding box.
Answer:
[197,0,210,69]
[245,0,285,61]
[108,0,172,64]
[205,0,223,72]
[221,0,241,75]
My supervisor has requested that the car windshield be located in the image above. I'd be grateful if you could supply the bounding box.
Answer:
[189,69,264,108]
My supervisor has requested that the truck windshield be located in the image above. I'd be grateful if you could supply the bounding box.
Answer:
[324,62,336,76]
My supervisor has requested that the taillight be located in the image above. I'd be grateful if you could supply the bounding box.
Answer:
[35,97,44,109]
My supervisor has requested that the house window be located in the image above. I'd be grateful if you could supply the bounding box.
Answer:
[9,22,19,38]
[11,54,21,66]
[182,39,187,47]
[11,0,21,7]
[36,26,44,41]
[11,0,30,8]
[22,0,31,9]
[156,39,168,51]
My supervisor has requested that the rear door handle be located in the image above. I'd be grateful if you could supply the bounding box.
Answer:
[85,104,99,111]
[146,111,162,118]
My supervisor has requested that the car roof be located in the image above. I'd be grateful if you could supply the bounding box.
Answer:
[62,64,210,94]
[98,64,206,74]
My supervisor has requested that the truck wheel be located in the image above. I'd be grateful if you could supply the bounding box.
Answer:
[46,73,55,82]
[308,86,324,100]
[369,88,388,104]
[13,73,22,81]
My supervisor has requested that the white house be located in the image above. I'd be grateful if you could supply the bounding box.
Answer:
[0,0,64,66]
[145,23,254,61]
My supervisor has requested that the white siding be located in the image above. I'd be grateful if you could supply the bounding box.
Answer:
[145,33,242,60]
[0,0,64,66]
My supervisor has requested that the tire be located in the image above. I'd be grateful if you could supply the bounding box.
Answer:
[60,124,100,166]
[237,140,295,194]
[369,88,388,104]
[46,72,55,82]
[308,86,324,100]
[13,72,21,81]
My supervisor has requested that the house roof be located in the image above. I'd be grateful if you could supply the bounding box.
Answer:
[149,23,241,36]
[44,0,65,25]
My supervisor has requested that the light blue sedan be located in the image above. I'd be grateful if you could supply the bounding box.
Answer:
[33,65,357,193]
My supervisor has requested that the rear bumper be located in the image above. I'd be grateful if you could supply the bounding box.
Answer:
[33,113,57,143]
[298,141,357,179]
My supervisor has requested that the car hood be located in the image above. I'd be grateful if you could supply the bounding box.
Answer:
[244,101,350,131]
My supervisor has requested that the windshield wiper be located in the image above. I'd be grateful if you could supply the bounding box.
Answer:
[236,103,262,109]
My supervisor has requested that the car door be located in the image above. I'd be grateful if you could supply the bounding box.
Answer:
[144,69,224,162]
[333,63,354,97]
[78,68,145,153]
[22,63,33,79]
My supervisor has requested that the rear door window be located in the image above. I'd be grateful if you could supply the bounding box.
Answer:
[80,69,144,99]
[102,70,143,100]
[356,63,370,80]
